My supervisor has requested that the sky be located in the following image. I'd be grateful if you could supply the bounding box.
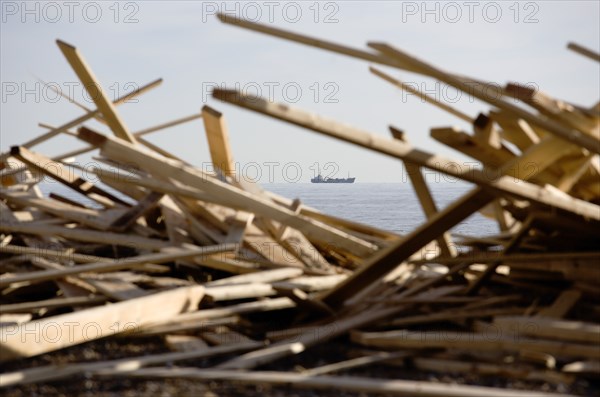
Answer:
[1,0,599,183]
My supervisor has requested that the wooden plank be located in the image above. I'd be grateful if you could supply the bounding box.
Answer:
[351,329,600,359]
[223,211,254,244]
[563,360,600,376]
[430,126,515,169]
[109,191,164,232]
[372,67,472,123]
[0,244,234,287]
[96,367,574,397]
[50,111,197,161]
[202,106,235,176]
[473,113,502,149]
[76,127,378,257]
[137,297,295,335]
[386,307,525,328]
[505,83,598,135]
[216,14,502,95]
[211,89,600,220]
[0,223,173,250]
[204,283,276,301]
[0,285,205,361]
[302,351,412,376]
[0,244,118,264]
[390,127,456,257]
[464,215,533,295]
[206,267,303,286]
[135,113,203,137]
[0,190,126,231]
[0,295,107,313]
[411,357,574,385]
[10,146,128,207]
[493,316,600,344]
[18,79,161,150]
[56,40,137,143]
[165,335,209,352]
[319,188,491,308]
[490,109,541,151]
[217,286,460,370]
[537,290,582,318]
[409,251,600,266]
[567,42,600,62]
[236,181,333,271]
[0,340,261,387]
[176,196,306,267]
[368,42,600,153]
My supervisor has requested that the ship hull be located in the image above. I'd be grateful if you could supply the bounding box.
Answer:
[311,177,355,183]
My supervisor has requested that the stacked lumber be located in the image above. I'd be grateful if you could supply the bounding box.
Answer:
[1,14,599,396]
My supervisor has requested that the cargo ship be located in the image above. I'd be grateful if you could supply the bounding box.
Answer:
[311,173,355,183]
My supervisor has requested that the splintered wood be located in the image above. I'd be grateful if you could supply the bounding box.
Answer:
[1,14,599,397]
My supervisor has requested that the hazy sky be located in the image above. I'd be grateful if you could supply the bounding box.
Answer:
[1,1,599,183]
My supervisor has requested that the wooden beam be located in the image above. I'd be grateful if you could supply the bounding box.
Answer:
[537,290,582,318]
[0,223,175,250]
[211,89,600,220]
[216,14,502,95]
[390,127,456,257]
[10,146,129,207]
[352,329,600,359]
[52,111,198,161]
[0,341,261,387]
[1,295,107,313]
[109,191,164,232]
[372,67,473,123]
[18,78,162,150]
[493,316,600,344]
[56,40,137,143]
[430,127,515,169]
[0,244,234,287]
[76,127,378,257]
[368,42,600,153]
[97,367,574,397]
[567,42,600,62]
[202,106,235,176]
[0,285,205,361]
[217,286,460,370]
[0,190,127,231]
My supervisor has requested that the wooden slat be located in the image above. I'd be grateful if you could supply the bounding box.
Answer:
[76,127,378,257]
[202,106,235,176]
[10,146,128,207]
[368,42,600,153]
[211,89,600,221]
[352,329,600,359]
[0,244,234,287]
[567,42,600,62]
[390,127,456,257]
[0,340,260,387]
[0,286,205,361]
[56,40,137,143]
[96,367,574,397]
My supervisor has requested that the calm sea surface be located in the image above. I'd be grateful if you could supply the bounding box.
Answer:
[265,183,497,237]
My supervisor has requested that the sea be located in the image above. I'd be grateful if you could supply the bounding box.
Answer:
[266,182,496,237]
[39,181,497,238]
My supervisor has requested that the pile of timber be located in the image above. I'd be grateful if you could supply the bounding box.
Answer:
[1,14,599,397]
